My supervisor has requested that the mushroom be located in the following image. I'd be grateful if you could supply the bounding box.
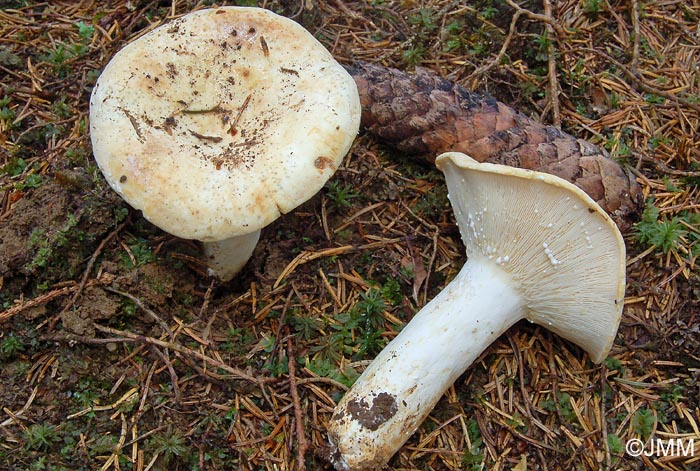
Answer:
[89,7,360,280]
[327,151,626,470]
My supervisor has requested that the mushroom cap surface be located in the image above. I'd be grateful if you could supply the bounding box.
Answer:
[436,152,626,363]
[90,7,360,241]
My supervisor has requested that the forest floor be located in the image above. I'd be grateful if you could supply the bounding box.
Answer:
[1,1,699,470]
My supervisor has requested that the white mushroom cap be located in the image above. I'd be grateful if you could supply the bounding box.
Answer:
[436,152,626,362]
[89,7,360,242]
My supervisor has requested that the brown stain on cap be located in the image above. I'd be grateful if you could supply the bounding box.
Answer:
[314,156,335,172]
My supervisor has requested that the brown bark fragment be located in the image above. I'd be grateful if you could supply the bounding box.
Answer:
[347,62,641,230]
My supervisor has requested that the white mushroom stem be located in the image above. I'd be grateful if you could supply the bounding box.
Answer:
[201,230,261,282]
[329,257,524,470]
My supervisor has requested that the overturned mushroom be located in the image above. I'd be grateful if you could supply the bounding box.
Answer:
[327,151,626,470]
[90,7,360,280]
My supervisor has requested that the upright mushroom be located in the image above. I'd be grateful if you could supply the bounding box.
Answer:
[327,152,626,470]
[90,7,360,280]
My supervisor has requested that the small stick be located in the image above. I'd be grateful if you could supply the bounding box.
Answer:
[181,104,223,114]
[137,363,157,420]
[199,278,217,344]
[189,130,222,142]
[64,217,129,312]
[272,290,295,356]
[504,0,567,38]
[507,333,534,419]
[601,362,612,470]
[543,0,561,127]
[175,354,228,386]
[287,335,308,471]
[0,285,77,323]
[229,93,252,135]
[2,407,29,433]
[41,332,127,345]
[630,0,641,73]
[576,47,700,114]
[0,386,38,427]
[93,323,261,384]
[296,376,348,391]
[260,35,269,57]
[121,424,170,449]
[105,287,172,339]
[149,345,182,403]
[465,9,522,84]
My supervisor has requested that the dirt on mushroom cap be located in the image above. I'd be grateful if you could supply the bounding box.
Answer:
[90,7,360,241]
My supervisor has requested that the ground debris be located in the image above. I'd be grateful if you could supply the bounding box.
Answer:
[0,1,698,470]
